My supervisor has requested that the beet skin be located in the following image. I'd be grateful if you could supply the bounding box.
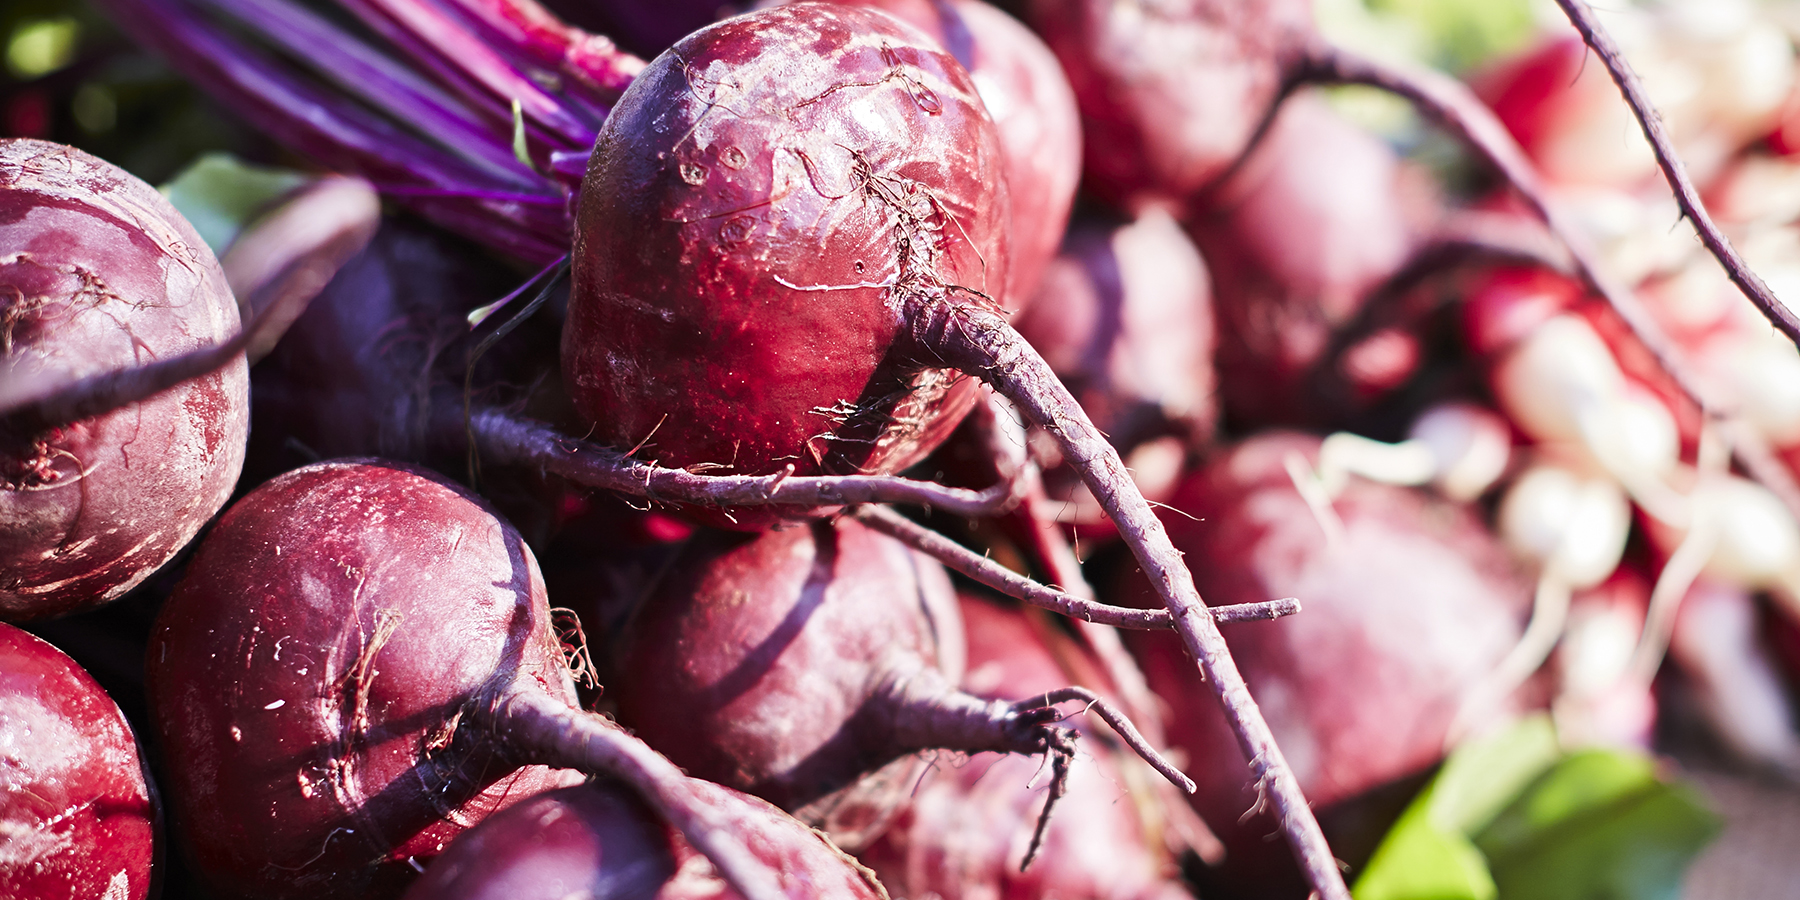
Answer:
[0,138,247,621]
[564,4,1009,518]
[147,460,580,900]
[0,623,159,900]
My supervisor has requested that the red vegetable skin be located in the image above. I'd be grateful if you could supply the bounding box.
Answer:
[860,594,1188,900]
[564,3,1007,520]
[1026,0,1312,209]
[819,0,1081,304]
[401,779,887,900]
[0,623,158,900]
[1121,433,1531,894]
[148,460,581,899]
[1184,96,1424,426]
[612,517,967,849]
[0,138,247,621]
[612,515,1187,853]
[1014,206,1215,451]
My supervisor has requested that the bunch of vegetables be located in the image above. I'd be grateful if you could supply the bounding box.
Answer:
[15,0,1800,898]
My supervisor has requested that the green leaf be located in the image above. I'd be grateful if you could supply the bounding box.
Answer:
[1353,717,1559,900]
[159,153,308,254]
[1427,716,1562,835]
[1476,751,1720,900]
[511,97,537,173]
[1354,802,1496,900]
[1353,718,1719,900]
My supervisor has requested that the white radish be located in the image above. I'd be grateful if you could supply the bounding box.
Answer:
[1312,402,1511,501]
[1450,461,1632,743]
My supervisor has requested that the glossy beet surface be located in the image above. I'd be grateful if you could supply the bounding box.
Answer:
[0,138,247,621]
[565,4,1008,509]
[148,460,579,900]
[613,516,963,848]
[401,779,888,900]
[0,623,158,900]
[1122,433,1530,894]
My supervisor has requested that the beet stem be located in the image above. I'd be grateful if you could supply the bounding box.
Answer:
[486,684,787,900]
[1549,0,1800,347]
[1029,687,1195,793]
[851,504,1176,629]
[470,409,1019,517]
[1305,42,1800,525]
[905,296,1352,900]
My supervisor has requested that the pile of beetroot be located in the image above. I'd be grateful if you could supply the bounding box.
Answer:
[16,0,1800,897]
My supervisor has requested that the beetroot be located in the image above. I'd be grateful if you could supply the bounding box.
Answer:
[148,460,789,900]
[1185,96,1427,426]
[1014,207,1216,451]
[400,779,887,900]
[1120,433,1533,896]
[859,594,1190,900]
[563,4,1006,500]
[1026,0,1311,208]
[610,516,1187,852]
[244,219,564,474]
[0,138,247,621]
[0,623,159,900]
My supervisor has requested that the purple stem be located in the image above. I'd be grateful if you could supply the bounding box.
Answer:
[486,685,785,900]
[468,409,1019,519]
[901,295,1352,900]
[336,0,599,148]
[439,0,642,113]
[92,0,571,261]
[852,504,1300,630]
[193,0,531,183]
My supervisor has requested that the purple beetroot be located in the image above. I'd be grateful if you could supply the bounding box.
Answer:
[815,0,1083,305]
[0,138,247,621]
[399,779,888,900]
[0,623,159,900]
[859,593,1191,900]
[610,516,1188,852]
[1184,96,1428,427]
[147,460,790,900]
[562,4,1007,506]
[1120,432,1533,896]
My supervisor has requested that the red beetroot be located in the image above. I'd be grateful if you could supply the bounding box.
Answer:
[521,6,1346,893]
[610,516,1187,851]
[1026,0,1311,209]
[563,4,1006,503]
[1120,433,1532,896]
[400,779,887,900]
[0,623,159,900]
[859,594,1189,900]
[0,139,247,621]
[1184,96,1427,426]
[148,460,786,900]
[1014,207,1216,452]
